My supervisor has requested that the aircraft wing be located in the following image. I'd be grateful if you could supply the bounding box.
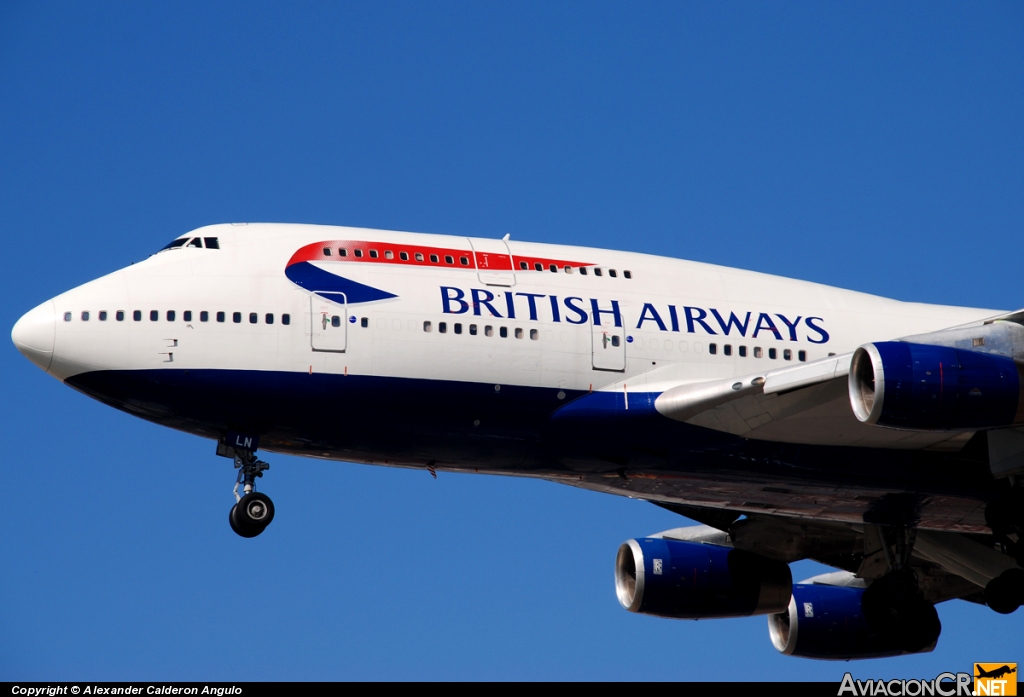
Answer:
[653,352,975,450]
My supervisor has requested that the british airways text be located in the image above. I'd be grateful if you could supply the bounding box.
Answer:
[440,286,829,343]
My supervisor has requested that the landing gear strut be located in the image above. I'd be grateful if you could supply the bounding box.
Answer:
[861,526,941,653]
[228,452,274,538]
[985,486,1024,613]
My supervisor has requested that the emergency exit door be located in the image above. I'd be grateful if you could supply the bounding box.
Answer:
[310,293,347,352]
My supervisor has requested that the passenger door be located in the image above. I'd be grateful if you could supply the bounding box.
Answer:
[310,293,347,352]
[592,321,626,371]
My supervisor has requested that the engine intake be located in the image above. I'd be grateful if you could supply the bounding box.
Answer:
[615,538,791,619]
[849,341,1024,430]
[768,583,936,660]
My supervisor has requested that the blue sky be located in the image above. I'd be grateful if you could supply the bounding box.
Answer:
[2,1,1022,681]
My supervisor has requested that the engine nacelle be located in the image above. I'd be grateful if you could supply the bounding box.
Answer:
[615,538,791,619]
[849,341,1024,430]
[768,583,935,660]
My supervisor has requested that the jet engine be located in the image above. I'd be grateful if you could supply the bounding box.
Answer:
[614,537,791,619]
[768,583,937,660]
[849,341,1024,430]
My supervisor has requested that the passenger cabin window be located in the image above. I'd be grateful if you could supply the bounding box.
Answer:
[183,311,192,322]
[166,310,175,321]
[723,344,732,356]
[98,311,107,321]
[249,312,257,324]
[445,255,454,264]
[439,322,447,333]
[469,324,478,335]
[331,316,341,327]
[282,314,291,325]
[530,329,539,340]
[611,335,620,347]
[460,256,469,266]
[609,269,617,278]
[769,348,777,359]
[579,267,587,276]
[354,249,363,258]
[64,312,72,322]
[709,343,718,355]
[360,317,369,328]
[754,347,763,358]
[534,263,542,271]
[133,311,142,321]
[519,261,528,270]
[430,254,439,263]
[116,311,125,321]
[233,312,242,324]
[549,265,557,272]
[369,250,378,259]
[423,321,432,332]
[623,270,632,279]
[454,323,462,334]
[784,349,792,361]
[217,312,225,323]
[339,248,348,257]
[515,328,524,339]
[798,350,807,362]
[499,327,508,338]
[81,311,89,321]
[400,252,409,261]
[485,326,493,337]
[564,266,573,274]
[594,268,603,277]
[150,311,158,321]
[738,345,747,357]
[265,313,274,324]
[415,253,424,262]
[385,250,394,260]
[200,311,209,322]
[323,247,332,256]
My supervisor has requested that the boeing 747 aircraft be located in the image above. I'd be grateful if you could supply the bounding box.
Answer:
[11,223,1024,660]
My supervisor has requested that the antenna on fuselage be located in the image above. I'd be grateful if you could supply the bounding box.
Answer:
[502,233,510,241]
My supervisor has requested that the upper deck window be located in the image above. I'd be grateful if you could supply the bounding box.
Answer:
[323,247,332,256]
[400,252,409,261]
[369,249,379,259]
[354,249,363,258]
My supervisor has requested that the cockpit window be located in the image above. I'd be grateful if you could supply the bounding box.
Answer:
[157,235,221,254]
[159,238,189,252]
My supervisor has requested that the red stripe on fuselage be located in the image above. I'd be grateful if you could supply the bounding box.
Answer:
[287,240,593,272]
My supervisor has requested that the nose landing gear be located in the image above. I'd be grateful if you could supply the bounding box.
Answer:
[229,452,274,538]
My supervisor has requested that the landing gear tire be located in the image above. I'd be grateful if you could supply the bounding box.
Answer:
[985,568,1024,615]
[862,571,941,653]
[229,503,262,538]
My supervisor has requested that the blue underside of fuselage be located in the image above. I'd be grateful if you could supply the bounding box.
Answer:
[64,368,996,526]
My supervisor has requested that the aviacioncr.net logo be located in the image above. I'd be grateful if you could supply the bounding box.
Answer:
[839,672,973,696]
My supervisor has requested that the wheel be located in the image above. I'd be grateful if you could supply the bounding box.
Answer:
[898,600,941,652]
[985,569,1024,615]
[229,503,262,538]
[236,491,275,531]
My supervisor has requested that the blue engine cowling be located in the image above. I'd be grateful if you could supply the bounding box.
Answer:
[849,341,1024,430]
[768,583,935,660]
[614,538,792,619]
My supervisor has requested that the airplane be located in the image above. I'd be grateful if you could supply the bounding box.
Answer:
[975,665,1017,680]
[11,222,1024,661]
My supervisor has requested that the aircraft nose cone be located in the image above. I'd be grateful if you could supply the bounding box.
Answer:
[12,300,56,373]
